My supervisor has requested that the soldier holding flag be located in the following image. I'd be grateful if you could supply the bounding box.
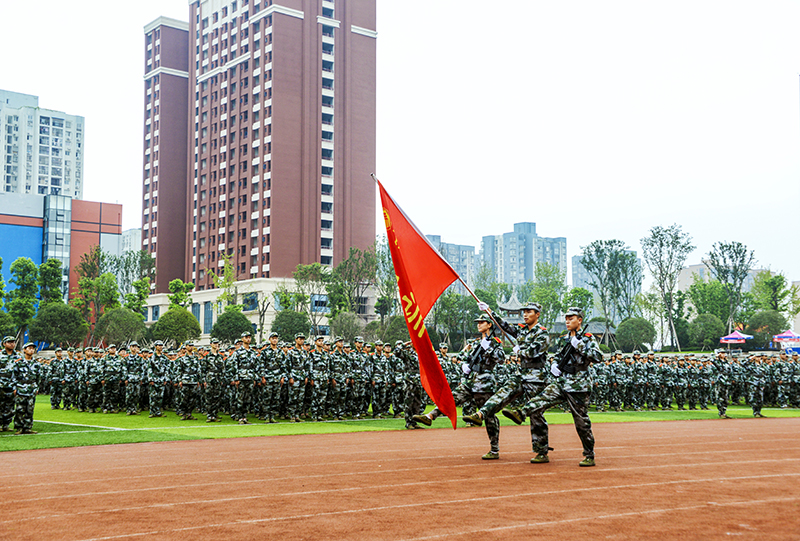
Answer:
[413,314,505,459]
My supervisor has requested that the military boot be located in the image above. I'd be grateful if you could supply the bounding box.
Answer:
[501,408,525,425]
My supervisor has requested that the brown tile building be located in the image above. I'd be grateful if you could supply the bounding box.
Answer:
[143,0,376,293]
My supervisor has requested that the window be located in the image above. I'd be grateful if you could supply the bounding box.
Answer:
[242,292,258,311]
[152,305,160,321]
[310,294,329,314]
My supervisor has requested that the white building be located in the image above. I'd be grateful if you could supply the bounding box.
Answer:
[1,89,85,198]
[144,276,377,344]
[678,262,766,293]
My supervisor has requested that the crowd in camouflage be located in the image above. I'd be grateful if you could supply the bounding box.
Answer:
[4,331,435,429]
[4,326,799,436]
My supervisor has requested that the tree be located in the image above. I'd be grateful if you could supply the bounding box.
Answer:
[211,306,254,344]
[562,287,594,317]
[706,241,756,333]
[271,310,310,342]
[430,290,472,349]
[0,311,14,338]
[71,272,120,344]
[382,314,411,344]
[255,292,272,343]
[641,224,695,351]
[94,307,146,346]
[328,246,377,318]
[28,302,89,347]
[328,311,365,343]
[580,240,625,344]
[611,251,642,321]
[752,270,800,321]
[208,252,240,311]
[150,306,201,348]
[374,237,398,325]
[530,262,567,329]
[745,310,788,350]
[293,263,331,335]
[688,313,725,351]
[6,257,39,343]
[615,317,656,352]
[167,279,194,309]
[687,277,729,324]
[638,288,667,350]
[38,258,64,306]
[124,278,150,315]
[107,249,155,298]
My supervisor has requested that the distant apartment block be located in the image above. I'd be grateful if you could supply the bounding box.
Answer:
[480,222,566,286]
[678,262,766,293]
[426,234,475,291]
[1,89,85,198]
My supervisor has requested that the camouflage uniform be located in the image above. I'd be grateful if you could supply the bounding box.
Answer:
[230,341,259,423]
[123,350,144,415]
[0,339,18,431]
[475,308,550,451]
[146,346,169,417]
[48,351,65,409]
[427,316,505,455]
[519,317,602,462]
[395,342,424,429]
[260,337,284,423]
[284,336,310,422]
[13,345,40,433]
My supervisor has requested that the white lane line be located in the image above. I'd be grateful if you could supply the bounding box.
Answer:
[34,420,124,431]
[70,479,800,541]
[3,461,798,521]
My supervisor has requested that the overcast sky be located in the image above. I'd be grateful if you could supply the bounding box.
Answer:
[3,0,799,285]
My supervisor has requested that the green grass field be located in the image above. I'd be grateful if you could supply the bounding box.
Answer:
[2,395,799,453]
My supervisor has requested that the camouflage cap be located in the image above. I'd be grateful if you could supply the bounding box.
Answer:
[295,332,306,340]
[564,306,585,319]
[240,331,252,338]
[439,343,449,348]
[633,350,641,356]
[129,341,139,347]
[2,336,15,343]
[474,313,494,324]
[315,335,325,342]
[23,342,35,349]
[354,336,364,343]
[269,332,279,338]
[118,345,128,351]
[522,301,542,312]
[344,343,352,349]
[55,347,62,352]
[395,340,405,347]
[210,338,220,344]
[375,340,383,347]
[108,344,117,349]
[334,336,344,343]
[154,340,164,346]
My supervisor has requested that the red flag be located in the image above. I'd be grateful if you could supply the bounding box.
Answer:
[376,178,459,429]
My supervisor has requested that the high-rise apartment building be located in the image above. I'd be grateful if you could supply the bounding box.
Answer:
[1,89,85,198]
[143,0,376,293]
[426,234,475,293]
[480,222,567,286]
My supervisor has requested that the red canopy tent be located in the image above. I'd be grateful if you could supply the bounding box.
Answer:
[719,330,753,344]
[773,330,800,343]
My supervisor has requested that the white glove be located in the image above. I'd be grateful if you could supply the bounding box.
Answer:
[512,345,520,354]
[461,363,471,375]
[480,337,491,350]
[570,336,582,349]
[477,301,490,312]
[550,362,562,377]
